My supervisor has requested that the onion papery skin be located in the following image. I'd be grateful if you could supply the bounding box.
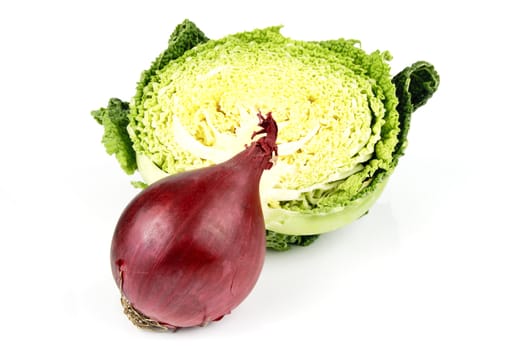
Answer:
[110,116,276,329]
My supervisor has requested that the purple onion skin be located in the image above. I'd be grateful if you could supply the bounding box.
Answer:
[110,113,277,329]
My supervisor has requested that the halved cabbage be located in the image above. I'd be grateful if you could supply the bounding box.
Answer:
[92,20,439,250]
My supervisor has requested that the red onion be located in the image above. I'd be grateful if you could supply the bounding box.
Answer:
[110,112,278,330]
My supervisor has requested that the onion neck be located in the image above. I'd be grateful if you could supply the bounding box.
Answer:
[221,111,278,179]
[248,111,278,171]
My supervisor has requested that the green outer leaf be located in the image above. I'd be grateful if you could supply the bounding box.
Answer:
[139,19,209,92]
[265,231,320,251]
[91,98,136,174]
[392,61,440,161]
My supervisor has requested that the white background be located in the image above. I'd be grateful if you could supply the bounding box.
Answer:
[1,1,524,349]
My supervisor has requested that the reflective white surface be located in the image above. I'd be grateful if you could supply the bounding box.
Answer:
[1,0,523,349]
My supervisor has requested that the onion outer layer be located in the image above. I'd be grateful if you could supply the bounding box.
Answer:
[111,112,278,330]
